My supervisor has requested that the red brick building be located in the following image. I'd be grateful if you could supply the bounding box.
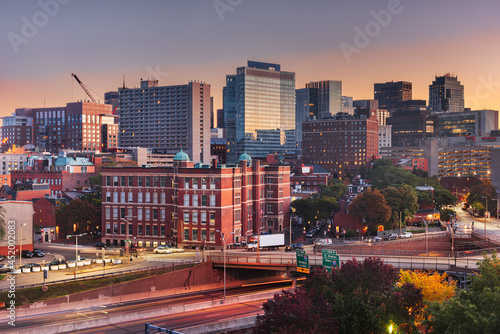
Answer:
[33,197,68,242]
[302,112,379,179]
[101,152,291,249]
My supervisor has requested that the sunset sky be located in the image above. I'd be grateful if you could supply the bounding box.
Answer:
[1,0,499,118]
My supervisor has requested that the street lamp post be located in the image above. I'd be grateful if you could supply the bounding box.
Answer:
[19,223,27,268]
[67,233,88,275]
[121,216,136,263]
[482,196,488,241]
[420,215,432,257]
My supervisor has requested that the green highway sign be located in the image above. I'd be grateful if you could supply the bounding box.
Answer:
[322,249,340,273]
[296,249,309,274]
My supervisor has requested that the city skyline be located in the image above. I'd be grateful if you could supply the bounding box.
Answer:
[1,0,500,117]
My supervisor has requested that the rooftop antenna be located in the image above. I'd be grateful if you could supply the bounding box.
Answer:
[123,75,126,89]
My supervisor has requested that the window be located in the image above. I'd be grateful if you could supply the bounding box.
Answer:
[210,230,215,242]
[138,192,143,203]
[209,213,215,225]
[128,224,133,236]
[235,209,241,221]
[145,177,150,187]
[153,209,158,220]
[138,224,143,235]
[193,212,198,223]
[201,230,207,241]
[106,176,111,186]
[192,194,198,206]
[184,178,189,189]
[138,208,143,220]
[184,194,189,206]
[121,192,126,203]
[106,223,111,234]
[105,207,110,219]
[161,209,165,220]
[113,224,118,234]
[128,208,133,219]
[113,176,118,186]
[145,209,150,220]
[279,203,283,212]
[193,229,198,241]
[184,212,189,224]
[153,176,158,187]
[113,192,118,202]
[113,207,118,219]
[192,179,198,189]
[235,193,240,205]
[160,177,166,187]
[267,191,273,198]
[128,192,133,203]
[145,192,151,203]
[201,178,206,189]
[161,192,166,204]
[121,176,125,187]
[145,225,150,236]
[138,177,143,187]
[201,212,207,224]
[106,191,111,202]
[160,225,165,236]
[201,194,207,206]
[267,203,273,213]
[153,225,158,236]
[128,176,133,187]
[267,219,274,227]
[120,208,126,219]
[210,195,216,207]
[210,178,216,189]
[279,188,283,198]
[184,229,189,240]
[153,192,158,204]
[120,224,125,235]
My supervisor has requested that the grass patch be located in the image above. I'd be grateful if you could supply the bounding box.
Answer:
[0,274,5,281]
[0,263,194,307]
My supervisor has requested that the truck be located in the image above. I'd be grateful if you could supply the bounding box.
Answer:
[246,234,285,251]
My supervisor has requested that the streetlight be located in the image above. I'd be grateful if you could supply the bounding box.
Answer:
[482,196,488,241]
[19,223,27,268]
[215,230,233,300]
[121,215,136,263]
[67,233,88,275]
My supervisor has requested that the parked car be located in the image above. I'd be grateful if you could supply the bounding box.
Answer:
[383,233,398,241]
[372,236,382,242]
[94,242,108,249]
[21,250,34,258]
[153,245,172,254]
[48,259,67,266]
[399,232,413,238]
[33,249,45,257]
[0,264,11,273]
[20,263,40,271]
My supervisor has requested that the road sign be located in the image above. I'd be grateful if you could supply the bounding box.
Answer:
[322,249,339,273]
[296,249,309,274]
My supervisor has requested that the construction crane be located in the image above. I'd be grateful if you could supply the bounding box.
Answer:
[71,73,100,103]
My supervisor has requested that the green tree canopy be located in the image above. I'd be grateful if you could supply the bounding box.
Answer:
[381,184,419,225]
[348,188,392,233]
[0,205,5,240]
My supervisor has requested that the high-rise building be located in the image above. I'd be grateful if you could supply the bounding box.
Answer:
[216,109,224,129]
[302,113,379,178]
[119,80,211,164]
[305,80,342,119]
[436,109,499,137]
[104,91,119,116]
[386,108,437,146]
[0,108,34,152]
[223,61,295,162]
[33,102,115,153]
[429,74,464,113]
[295,87,318,156]
[374,81,412,110]
[342,96,355,115]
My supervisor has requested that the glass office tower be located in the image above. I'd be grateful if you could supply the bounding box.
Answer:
[223,61,296,163]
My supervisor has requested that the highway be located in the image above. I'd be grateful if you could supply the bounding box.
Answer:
[0,282,288,334]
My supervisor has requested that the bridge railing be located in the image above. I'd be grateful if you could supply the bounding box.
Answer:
[210,253,481,271]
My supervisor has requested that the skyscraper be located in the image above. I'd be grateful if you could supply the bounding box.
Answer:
[295,87,318,156]
[305,80,342,119]
[374,81,412,110]
[118,80,211,163]
[223,61,295,162]
[429,74,464,113]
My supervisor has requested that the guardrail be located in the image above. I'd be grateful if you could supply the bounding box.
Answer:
[210,253,481,272]
[0,260,200,292]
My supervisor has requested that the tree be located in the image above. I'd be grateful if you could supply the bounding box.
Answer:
[0,205,5,240]
[348,188,392,233]
[467,179,497,216]
[291,198,316,225]
[56,198,100,237]
[381,185,419,227]
[433,185,457,209]
[426,252,500,332]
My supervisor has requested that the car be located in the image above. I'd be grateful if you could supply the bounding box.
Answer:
[94,242,108,249]
[153,245,172,254]
[383,233,398,241]
[33,249,45,257]
[399,232,413,238]
[291,243,304,250]
[48,259,67,266]
[463,224,471,230]
[306,233,313,238]
[372,236,382,242]
[0,264,11,273]
[21,250,34,258]
[20,263,41,271]
[284,246,293,252]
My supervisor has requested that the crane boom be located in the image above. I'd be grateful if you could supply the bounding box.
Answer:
[71,73,97,103]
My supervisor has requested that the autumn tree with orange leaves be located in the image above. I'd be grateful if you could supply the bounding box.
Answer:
[348,188,392,233]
